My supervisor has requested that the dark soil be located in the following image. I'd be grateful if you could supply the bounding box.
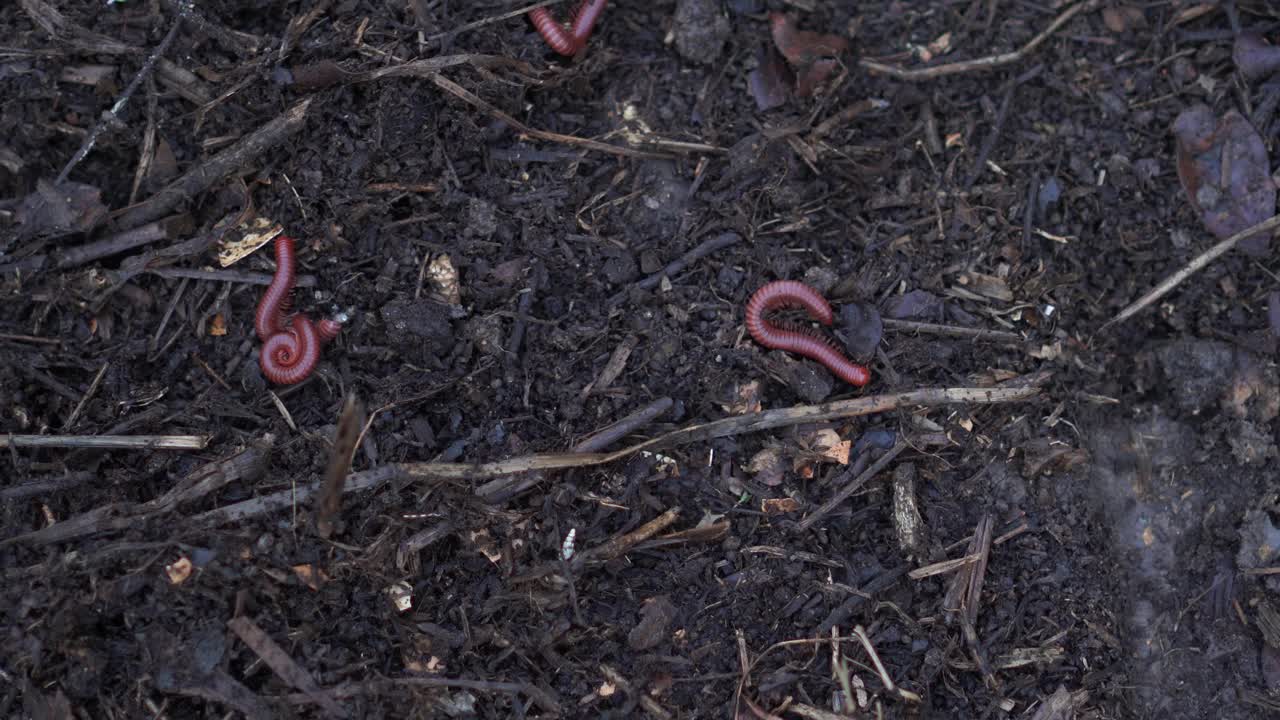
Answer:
[3,1,1280,718]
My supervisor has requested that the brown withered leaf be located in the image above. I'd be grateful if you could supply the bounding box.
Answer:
[768,13,848,98]
[1234,33,1280,81]
[14,179,107,239]
[748,43,793,111]
[1172,105,1276,256]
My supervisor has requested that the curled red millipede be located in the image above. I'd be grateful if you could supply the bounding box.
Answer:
[528,0,608,56]
[255,236,344,385]
[744,280,871,387]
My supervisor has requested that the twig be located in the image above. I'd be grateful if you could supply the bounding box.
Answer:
[159,0,260,55]
[19,0,140,56]
[813,565,908,636]
[504,284,536,371]
[0,434,209,450]
[600,664,673,720]
[57,18,183,184]
[1104,214,1280,329]
[114,98,313,230]
[430,74,669,160]
[425,0,562,45]
[796,440,908,532]
[851,625,921,702]
[638,231,741,292]
[573,397,673,452]
[907,553,980,580]
[314,394,366,539]
[881,318,1021,343]
[227,616,348,719]
[186,384,1042,530]
[399,385,1043,483]
[859,0,1100,81]
[275,676,560,715]
[574,508,680,568]
[3,437,271,546]
[55,215,192,270]
[962,64,1043,191]
[62,361,109,430]
[145,266,318,287]
[946,514,998,689]
[0,332,61,345]
[0,471,96,500]
[609,231,741,305]
[193,464,400,529]
[579,335,636,399]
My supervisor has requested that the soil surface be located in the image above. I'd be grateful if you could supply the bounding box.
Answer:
[3,1,1280,718]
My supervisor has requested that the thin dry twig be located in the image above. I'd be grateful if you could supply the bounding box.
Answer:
[114,98,313,230]
[57,17,183,184]
[573,397,673,453]
[398,384,1042,482]
[314,394,366,539]
[430,74,670,160]
[424,0,561,45]
[881,318,1021,343]
[796,440,908,532]
[0,434,209,450]
[227,616,348,718]
[275,676,560,715]
[61,361,108,430]
[600,664,673,720]
[179,384,1042,532]
[859,0,1100,81]
[1104,213,1280,329]
[3,437,271,546]
[851,625,921,702]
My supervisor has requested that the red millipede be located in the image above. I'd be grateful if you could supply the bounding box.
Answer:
[255,236,343,385]
[745,280,871,387]
[529,0,608,56]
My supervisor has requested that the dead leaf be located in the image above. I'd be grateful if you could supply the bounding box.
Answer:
[747,447,786,486]
[957,271,1013,302]
[428,254,462,305]
[165,556,193,584]
[1172,105,1276,256]
[217,217,281,267]
[748,43,794,111]
[1102,6,1145,33]
[14,179,107,239]
[291,563,327,591]
[464,528,502,564]
[386,581,413,612]
[840,300,883,360]
[768,13,848,98]
[726,380,763,415]
[1235,33,1280,81]
[761,497,801,515]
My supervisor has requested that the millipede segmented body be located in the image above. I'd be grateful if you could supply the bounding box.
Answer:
[745,280,871,387]
[255,236,343,385]
[529,0,608,56]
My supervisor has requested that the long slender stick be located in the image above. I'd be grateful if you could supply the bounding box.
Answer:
[1104,213,1280,330]
[859,0,1100,81]
[0,434,209,450]
[57,18,183,184]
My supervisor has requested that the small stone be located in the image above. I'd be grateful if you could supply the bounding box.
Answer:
[1154,338,1234,414]
[600,249,637,285]
[465,197,497,238]
[674,0,731,65]
[628,595,678,650]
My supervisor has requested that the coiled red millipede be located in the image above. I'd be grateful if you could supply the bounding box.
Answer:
[529,0,608,56]
[255,236,343,385]
[744,280,871,387]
